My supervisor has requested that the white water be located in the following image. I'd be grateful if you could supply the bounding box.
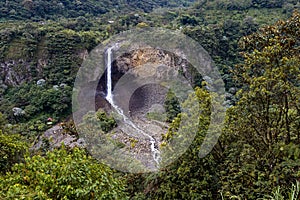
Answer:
[105,46,161,167]
[106,47,113,103]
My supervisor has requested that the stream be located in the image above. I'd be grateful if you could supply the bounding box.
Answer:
[105,46,161,167]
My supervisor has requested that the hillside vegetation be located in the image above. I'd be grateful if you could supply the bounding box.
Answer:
[0,0,300,199]
[0,0,196,20]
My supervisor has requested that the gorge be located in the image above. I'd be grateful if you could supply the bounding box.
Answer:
[104,46,161,168]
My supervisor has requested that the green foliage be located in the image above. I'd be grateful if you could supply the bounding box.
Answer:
[146,111,167,122]
[0,0,195,21]
[178,14,199,25]
[219,11,300,199]
[0,131,27,174]
[95,109,117,133]
[262,181,299,200]
[205,0,285,10]
[214,0,252,10]
[234,11,300,145]
[0,21,105,83]
[252,0,284,8]
[0,147,128,199]
[164,89,181,122]
[0,20,109,141]
[125,10,299,200]
[0,0,107,20]
[0,112,7,129]
[2,83,72,121]
[0,1,299,199]
[61,120,78,138]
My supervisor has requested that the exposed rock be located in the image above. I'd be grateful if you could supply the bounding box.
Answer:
[129,84,168,116]
[113,48,189,75]
[31,125,86,151]
[149,104,165,114]
[92,48,202,170]
[0,48,88,87]
[60,83,67,88]
[225,92,233,100]
[223,100,233,108]
[37,79,46,86]
[77,49,89,60]
[203,75,213,85]
[229,87,237,94]
[96,48,197,116]
[12,107,25,116]
[0,60,33,86]
[53,85,59,90]
[108,117,167,171]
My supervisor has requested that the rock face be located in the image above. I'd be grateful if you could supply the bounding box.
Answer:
[0,49,88,88]
[114,48,189,74]
[0,59,37,87]
[31,125,85,151]
[97,48,197,114]
[129,83,168,116]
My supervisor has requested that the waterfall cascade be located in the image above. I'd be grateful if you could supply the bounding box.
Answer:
[105,46,161,167]
[106,47,113,104]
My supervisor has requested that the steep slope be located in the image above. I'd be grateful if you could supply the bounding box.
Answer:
[0,0,196,20]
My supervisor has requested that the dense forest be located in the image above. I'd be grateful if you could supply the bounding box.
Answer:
[0,0,300,199]
[0,0,196,20]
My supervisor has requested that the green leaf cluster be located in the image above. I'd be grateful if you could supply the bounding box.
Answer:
[0,147,128,199]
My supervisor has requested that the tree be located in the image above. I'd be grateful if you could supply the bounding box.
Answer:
[0,131,27,174]
[234,11,300,146]
[0,112,7,129]
[0,147,128,200]
[219,11,300,199]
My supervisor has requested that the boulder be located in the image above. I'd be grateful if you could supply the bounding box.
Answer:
[12,107,25,116]
[37,79,46,86]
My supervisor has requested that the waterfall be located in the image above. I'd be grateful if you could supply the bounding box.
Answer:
[105,46,161,167]
[106,47,113,104]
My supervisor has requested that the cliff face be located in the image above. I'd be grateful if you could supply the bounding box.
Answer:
[115,48,188,73]
[0,59,42,87]
[106,47,197,90]
[96,47,198,114]
[92,47,198,171]
[111,48,198,111]
[0,49,88,90]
